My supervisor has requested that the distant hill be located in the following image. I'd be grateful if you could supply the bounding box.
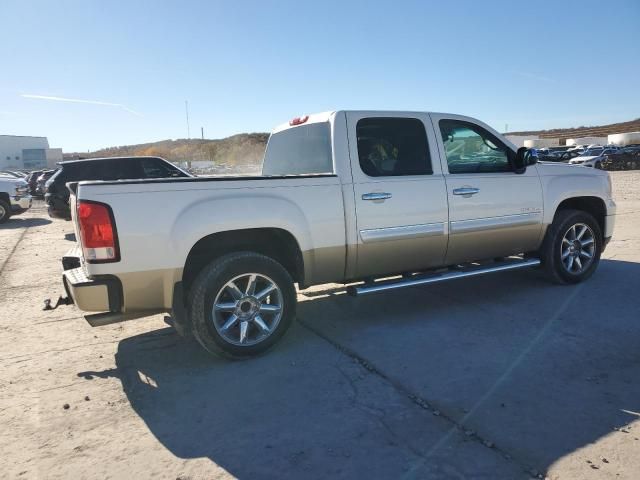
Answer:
[65,133,270,172]
[508,118,640,142]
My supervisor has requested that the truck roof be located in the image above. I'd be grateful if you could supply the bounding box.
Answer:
[271,110,478,134]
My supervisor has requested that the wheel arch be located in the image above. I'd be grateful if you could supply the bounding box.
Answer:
[554,196,606,237]
[181,228,305,300]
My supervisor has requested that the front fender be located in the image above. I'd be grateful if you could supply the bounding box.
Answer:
[539,167,612,225]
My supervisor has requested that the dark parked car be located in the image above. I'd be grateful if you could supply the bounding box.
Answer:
[601,145,640,170]
[45,156,191,220]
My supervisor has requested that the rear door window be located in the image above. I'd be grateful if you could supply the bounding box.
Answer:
[356,117,432,176]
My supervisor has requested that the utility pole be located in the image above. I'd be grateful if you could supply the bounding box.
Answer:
[201,127,204,140]
[505,123,509,133]
[185,100,190,139]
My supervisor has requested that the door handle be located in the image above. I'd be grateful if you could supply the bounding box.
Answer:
[452,187,480,197]
[362,192,392,201]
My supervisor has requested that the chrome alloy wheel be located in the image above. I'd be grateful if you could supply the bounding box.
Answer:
[561,223,595,274]
[212,273,283,346]
[0,204,6,220]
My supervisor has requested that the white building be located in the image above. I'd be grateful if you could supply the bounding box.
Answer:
[504,135,539,148]
[608,132,640,146]
[0,135,62,171]
[566,137,607,146]
[524,138,560,148]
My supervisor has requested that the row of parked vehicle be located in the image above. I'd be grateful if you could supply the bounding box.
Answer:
[536,144,640,170]
[1,156,190,223]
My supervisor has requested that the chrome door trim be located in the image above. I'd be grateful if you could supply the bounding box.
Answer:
[360,222,445,243]
[450,212,542,234]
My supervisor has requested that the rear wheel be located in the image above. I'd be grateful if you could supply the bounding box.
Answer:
[540,209,602,284]
[188,252,297,359]
[0,200,11,224]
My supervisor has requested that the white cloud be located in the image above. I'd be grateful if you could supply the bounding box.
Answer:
[20,94,143,117]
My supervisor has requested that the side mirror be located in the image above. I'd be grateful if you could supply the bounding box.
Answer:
[514,147,537,173]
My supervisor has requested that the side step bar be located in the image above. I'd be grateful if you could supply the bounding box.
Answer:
[84,310,165,327]
[347,258,541,297]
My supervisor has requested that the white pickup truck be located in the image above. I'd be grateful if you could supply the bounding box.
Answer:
[61,111,616,358]
[0,175,31,223]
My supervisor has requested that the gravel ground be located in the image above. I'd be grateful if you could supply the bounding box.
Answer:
[1,172,639,479]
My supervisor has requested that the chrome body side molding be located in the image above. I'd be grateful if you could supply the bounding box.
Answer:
[450,212,542,234]
[360,222,446,244]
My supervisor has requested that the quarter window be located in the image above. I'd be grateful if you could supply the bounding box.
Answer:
[439,120,512,174]
[356,118,431,176]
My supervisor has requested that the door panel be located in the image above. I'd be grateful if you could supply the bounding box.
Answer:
[346,112,449,279]
[429,113,544,264]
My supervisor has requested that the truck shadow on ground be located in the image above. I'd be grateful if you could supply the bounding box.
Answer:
[0,217,51,229]
[77,259,640,478]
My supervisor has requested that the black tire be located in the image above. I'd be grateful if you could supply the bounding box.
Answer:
[595,161,602,169]
[187,252,297,359]
[540,209,602,284]
[0,199,11,224]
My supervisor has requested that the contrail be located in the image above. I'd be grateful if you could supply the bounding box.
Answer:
[20,94,143,117]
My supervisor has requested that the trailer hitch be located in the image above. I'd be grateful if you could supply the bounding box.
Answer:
[43,295,73,311]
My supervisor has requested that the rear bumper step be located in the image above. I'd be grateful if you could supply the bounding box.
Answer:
[347,258,541,296]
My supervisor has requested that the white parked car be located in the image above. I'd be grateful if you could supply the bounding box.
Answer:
[569,147,618,168]
[0,175,32,223]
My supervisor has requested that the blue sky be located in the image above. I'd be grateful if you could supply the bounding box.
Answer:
[1,0,638,152]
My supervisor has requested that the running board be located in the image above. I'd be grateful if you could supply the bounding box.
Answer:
[84,310,165,327]
[347,258,541,297]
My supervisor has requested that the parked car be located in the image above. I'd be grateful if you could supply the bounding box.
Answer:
[26,170,43,195]
[46,156,191,220]
[60,110,615,358]
[1,170,27,178]
[569,147,619,168]
[0,175,31,223]
[557,150,584,161]
[601,146,640,170]
[34,170,57,198]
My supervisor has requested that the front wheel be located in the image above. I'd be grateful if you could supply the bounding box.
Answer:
[540,209,602,284]
[188,252,297,359]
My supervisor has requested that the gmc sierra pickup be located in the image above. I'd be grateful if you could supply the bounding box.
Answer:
[61,111,616,358]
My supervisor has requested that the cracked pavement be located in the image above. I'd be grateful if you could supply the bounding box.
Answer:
[1,171,640,479]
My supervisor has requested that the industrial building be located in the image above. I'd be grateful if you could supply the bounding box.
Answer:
[0,135,63,171]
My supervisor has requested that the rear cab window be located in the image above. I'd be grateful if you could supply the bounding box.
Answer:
[262,122,333,176]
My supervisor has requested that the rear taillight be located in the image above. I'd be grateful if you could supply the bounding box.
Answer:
[77,200,120,263]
